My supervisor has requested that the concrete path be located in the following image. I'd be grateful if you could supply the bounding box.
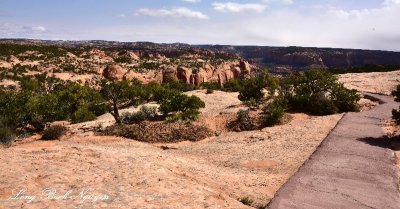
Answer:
[267,93,400,209]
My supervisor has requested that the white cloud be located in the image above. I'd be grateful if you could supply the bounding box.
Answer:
[0,23,48,38]
[384,0,400,6]
[31,26,47,32]
[262,0,294,5]
[115,13,126,18]
[182,0,201,3]
[328,0,400,19]
[134,7,208,19]
[213,2,267,13]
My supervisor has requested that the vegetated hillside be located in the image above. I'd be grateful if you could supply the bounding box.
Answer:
[0,39,256,89]
[198,45,400,74]
[2,39,400,76]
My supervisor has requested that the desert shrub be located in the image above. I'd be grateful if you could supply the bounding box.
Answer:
[0,90,29,129]
[0,79,104,131]
[157,88,205,121]
[100,80,132,124]
[180,96,205,121]
[201,82,221,92]
[263,97,287,126]
[89,103,109,116]
[238,78,266,104]
[392,109,400,124]
[140,106,158,118]
[41,125,67,141]
[308,93,338,115]
[163,80,194,92]
[122,106,158,124]
[330,64,400,74]
[114,56,132,64]
[238,74,278,106]
[0,127,15,146]
[331,84,360,112]
[392,84,400,102]
[206,89,214,94]
[54,81,104,118]
[103,122,213,143]
[223,79,243,92]
[125,79,152,106]
[232,109,257,131]
[239,197,254,206]
[282,69,360,115]
[392,84,400,124]
[71,106,97,124]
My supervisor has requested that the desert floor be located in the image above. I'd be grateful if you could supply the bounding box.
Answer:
[1,70,399,209]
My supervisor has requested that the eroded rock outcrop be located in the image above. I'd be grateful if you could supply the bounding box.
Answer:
[102,64,128,81]
[158,60,254,86]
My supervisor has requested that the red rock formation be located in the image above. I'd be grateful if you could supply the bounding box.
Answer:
[177,66,192,84]
[104,61,254,86]
[162,66,178,83]
[102,64,128,81]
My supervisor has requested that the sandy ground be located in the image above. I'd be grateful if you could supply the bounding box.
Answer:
[0,90,342,208]
[337,70,400,95]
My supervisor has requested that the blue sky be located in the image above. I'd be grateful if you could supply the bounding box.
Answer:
[1,0,400,50]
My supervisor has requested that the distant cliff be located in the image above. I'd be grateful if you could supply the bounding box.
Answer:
[198,45,400,74]
[2,39,400,75]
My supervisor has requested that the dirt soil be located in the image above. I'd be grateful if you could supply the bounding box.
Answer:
[0,90,342,209]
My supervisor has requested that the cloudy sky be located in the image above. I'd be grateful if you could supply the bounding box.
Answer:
[1,0,400,51]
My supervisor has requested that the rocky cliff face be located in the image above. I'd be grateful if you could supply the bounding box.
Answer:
[103,60,253,86]
[199,45,400,74]
[2,39,399,76]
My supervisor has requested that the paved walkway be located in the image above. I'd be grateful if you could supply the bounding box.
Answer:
[267,93,400,209]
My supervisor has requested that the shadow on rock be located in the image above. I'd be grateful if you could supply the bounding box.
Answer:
[357,136,400,151]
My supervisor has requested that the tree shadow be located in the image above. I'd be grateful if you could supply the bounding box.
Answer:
[357,136,400,151]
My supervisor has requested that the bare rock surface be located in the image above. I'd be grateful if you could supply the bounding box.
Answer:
[0,90,342,208]
[338,70,400,95]
[267,93,400,209]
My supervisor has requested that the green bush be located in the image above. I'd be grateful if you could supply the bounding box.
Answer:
[263,98,287,126]
[238,78,266,104]
[41,125,67,141]
[223,79,242,92]
[121,106,158,124]
[233,109,257,131]
[201,82,221,92]
[100,80,132,124]
[392,84,400,102]
[392,108,400,124]
[238,74,278,106]
[0,127,15,146]
[331,84,360,112]
[239,196,254,206]
[89,103,109,116]
[392,84,400,124]
[157,89,205,121]
[71,106,97,124]
[282,69,360,115]
[308,93,338,115]
[163,80,194,92]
